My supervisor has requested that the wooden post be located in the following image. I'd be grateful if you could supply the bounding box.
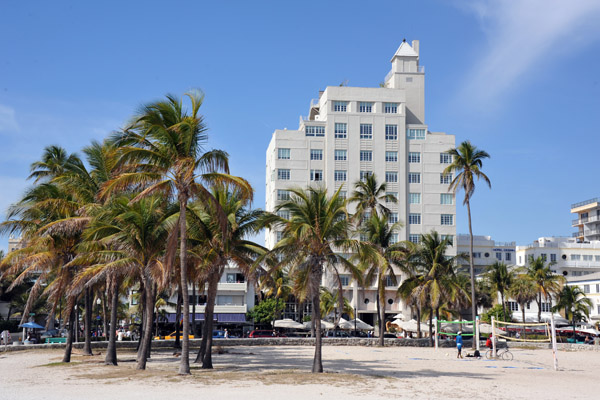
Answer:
[434,318,438,350]
[491,316,497,358]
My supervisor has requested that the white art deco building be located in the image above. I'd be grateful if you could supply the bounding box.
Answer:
[264,40,457,325]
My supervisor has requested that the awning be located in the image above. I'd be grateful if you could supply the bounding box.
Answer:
[166,313,246,323]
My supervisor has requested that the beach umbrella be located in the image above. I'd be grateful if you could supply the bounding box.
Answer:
[392,313,405,320]
[339,318,373,330]
[19,322,45,329]
[273,319,305,329]
[397,319,429,332]
[302,320,334,330]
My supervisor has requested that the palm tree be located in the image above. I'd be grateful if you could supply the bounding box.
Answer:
[526,256,564,322]
[354,213,408,346]
[349,173,396,221]
[485,262,514,322]
[444,141,491,324]
[103,91,251,375]
[261,186,353,373]
[508,275,537,336]
[553,285,593,333]
[186,184,265,369]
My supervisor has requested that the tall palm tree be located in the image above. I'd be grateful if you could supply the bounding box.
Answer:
[261,186,353,373]
[354,213,408,346]
[349,173,396,221]
[103,91,251,374]
[444,141,491,325]
[485,262,514,322]
[187,184,265,369]
[526,256,564,322]
[508,275,537,336]
[553,285,593,330]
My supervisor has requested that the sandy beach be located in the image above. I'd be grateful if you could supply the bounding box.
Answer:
[0,345,598,400]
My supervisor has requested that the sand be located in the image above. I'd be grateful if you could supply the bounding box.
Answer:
[0,345,598,399]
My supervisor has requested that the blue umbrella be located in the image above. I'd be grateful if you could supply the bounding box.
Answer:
[19,322,45,329]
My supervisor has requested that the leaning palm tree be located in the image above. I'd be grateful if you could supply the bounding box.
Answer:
[526,256,564,322]
[552,285,593,330]
[485,262,514,322]
[444,141,491,324]
[260,186,354,373]
[103,91,252,374]
[508,275,537,336]
[354,213,408,346]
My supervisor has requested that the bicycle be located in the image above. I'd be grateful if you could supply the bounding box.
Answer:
[485,347,513,361]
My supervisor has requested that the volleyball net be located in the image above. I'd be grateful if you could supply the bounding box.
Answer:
[436,319,475,337]
[492,319,551,343]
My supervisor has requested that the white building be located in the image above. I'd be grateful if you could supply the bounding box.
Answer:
[566,272,600,321]
[456,234,516,275]
[571,197,600,242]
[265,40,456,326]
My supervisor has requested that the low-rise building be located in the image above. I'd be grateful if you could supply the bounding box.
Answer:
[566,272,600,321]
[457,234,516,275]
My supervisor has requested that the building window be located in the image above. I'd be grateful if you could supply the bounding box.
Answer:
[507,301,519,312]
[496,252,502,260]
[338,190,347,200]
[385,276,395,287]
[583,255,593,261]
[409,213,421,224]
[571,254,581,261]
[385,151,398,162]
[335,149,347,161]
[386,171,398,183]
[386,192,397,203]
[550,254,557,262]
[541,253,547,262]
[388,213,399,224]
[385,125,398,140]
[519,256,522,264]
[360,150,373,162]
[409,234,421,244]
[358,102,373,113]
[310,169,323,181]
[389,233,399,244]
[473,252,482,258]
[360,171,372,182]
[440,153,452,164]
[440,173,452,184]
[409,193,421,204]
[333,101,347,112]
[440,194,453,205]
[360,124,373,139]
[334,170,347,181]
[277,190,290,201]
[278,148,290,159]
[408,172,421,184]
[441,214,453,225]
[408,152,421,163]
[505,252,511,261]
[305,125,325,136]
[596,256,600,262]
[442,235,454,246]
[540,303,551,312]
[596,284,599,293]
[384,103,398,114]
[340,275,350,286]
[277,169,290,180]
[310,149,323,160]
[407,128,426,140]
[334,123,347,139]
[277,210,290,220]
[584,284,590,294]
[276,231,283,242]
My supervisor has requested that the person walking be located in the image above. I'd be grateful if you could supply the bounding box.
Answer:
[456,331,464,359]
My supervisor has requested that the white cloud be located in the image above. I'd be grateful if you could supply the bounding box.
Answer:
[0,104,19,133]
[457,0,600,108]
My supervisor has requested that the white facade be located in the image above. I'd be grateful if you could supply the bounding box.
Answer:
[566,272,600,321]
[265,40,456,325]
[516,237,600,278]
[457,234,516,275]
[571,197,600,242]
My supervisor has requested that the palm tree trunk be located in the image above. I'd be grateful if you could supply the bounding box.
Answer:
[195,315,210,363]
[178,196,191,375]
[378,282,385,347]
[105,276,119,366]
[310,262,323,373]
[201,272,220,369]
[102,289,108,339]
[466,199,477,327]
[136,280,146,354]
[336,276,344,328]
[192,282,197,336]
[537,293,542,322]
[174,287,182,350]
[416,304,422,339]
[521,304,526,337]
[82,287,93,355]
[136,275,156,370]
[62,305,75,363]
[501,291,506,322]
[428,310,433,346]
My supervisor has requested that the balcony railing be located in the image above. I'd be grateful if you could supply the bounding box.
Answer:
[573,232,584,237]
[572,215,600,226]
[571,198,600,209]
[217,282,248,291]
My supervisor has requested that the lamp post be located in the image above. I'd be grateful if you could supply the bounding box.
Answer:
[571,305,576,340]
[354,306,357,336]
[96,298,101,339]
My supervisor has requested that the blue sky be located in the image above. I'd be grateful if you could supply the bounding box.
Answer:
[1,0,600,252]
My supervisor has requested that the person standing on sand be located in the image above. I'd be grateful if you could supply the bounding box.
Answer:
[456,331,464,358]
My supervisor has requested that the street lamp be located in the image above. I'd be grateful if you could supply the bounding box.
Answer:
[571,305,576,340]
[96,298,101,339]
[354,306,357,336]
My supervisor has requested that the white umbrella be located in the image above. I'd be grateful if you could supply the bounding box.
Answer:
[390,319,404,327]
[396,319,429,332]
[302,319,334,330]
[273,319,305,329]
[339,318,373,331]
[392,313,405,320]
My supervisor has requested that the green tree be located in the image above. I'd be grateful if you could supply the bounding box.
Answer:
[526,256,564,322]
[552,285,593,330]
[261,186,353,373]
[247,297,285,324]
[444,141,491,324]
[485,262,514,322]
[104,91,251,375]
[508,274,537,335]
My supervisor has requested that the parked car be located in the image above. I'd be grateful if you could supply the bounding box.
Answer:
[382,333,398,339]
[248,330,286,338]
[349,330,368,338]
[212,330,238,338]
[323,330,351,338]
[154,331,195,340]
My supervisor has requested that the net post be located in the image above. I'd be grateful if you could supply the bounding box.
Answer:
[434,317,438,350]
[550,312,558,371]
[491,316,497,358]
[475,316,480,352]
